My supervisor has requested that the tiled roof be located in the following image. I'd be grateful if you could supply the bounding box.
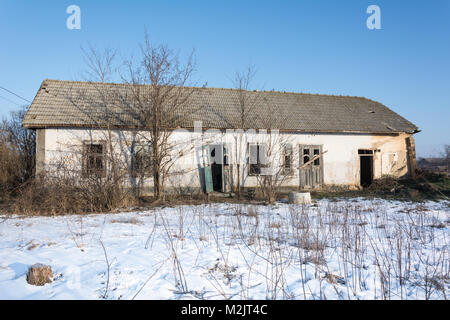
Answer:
[23,79,418,134]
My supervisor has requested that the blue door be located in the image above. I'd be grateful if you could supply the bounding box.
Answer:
[202,145,213,193]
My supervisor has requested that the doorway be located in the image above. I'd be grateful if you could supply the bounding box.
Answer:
[208,144,232,192]
[210,146,223,192]
[359,150,373,187]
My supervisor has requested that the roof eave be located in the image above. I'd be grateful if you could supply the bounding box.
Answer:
[21,123,418,135]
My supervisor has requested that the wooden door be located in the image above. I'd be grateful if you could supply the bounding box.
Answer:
[299,145,323,189]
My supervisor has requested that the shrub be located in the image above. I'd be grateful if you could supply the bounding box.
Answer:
[13,174,138,216]
[0,106,35,199]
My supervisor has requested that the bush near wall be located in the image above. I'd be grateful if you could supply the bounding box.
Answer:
[12,175,137,216]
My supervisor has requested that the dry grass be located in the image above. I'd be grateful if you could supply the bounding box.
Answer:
[140,200,449,300]
[12,175,138,216]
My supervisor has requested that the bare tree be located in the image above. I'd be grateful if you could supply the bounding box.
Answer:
[253,103,294,204]
[59,44,137,208]
[0,105,35,195]
[64,35,203,201]
[231,65,260,199]
[81,42,118,83]
[122,34,202,200]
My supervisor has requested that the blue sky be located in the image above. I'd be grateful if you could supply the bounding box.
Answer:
[0,0,449,157]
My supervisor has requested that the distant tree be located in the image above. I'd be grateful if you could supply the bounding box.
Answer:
[441,144,450,175]
[0,105,35,195]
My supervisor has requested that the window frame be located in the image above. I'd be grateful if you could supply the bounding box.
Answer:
[282,143,294,175]
[248,143,267,176]
[82,141,106,178]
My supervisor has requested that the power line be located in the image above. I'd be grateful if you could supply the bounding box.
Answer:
[0,86,31,103]
[0,94,21,106]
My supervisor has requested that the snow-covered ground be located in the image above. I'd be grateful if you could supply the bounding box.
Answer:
[0,198,449,300]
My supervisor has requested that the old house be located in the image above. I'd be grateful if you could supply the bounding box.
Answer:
[23,79,419,194]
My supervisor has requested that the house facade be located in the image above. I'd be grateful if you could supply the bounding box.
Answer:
[23,79,419,194]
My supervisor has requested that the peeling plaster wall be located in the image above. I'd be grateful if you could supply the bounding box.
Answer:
[40,128,414,191]
[371,133,410,179]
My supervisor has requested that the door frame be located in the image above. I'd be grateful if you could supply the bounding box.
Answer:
[201,145,213,193]
[358,149,374,187]
[207,143,232,193]
[299,144,324,189]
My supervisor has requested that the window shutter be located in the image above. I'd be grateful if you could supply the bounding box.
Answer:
[259,144,267,166]
[249,144,258,165]
[284,144,293,172]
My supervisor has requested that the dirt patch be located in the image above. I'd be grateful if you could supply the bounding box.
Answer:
[110,217,143,225]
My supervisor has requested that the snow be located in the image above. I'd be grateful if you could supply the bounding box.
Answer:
[0,198,448,300]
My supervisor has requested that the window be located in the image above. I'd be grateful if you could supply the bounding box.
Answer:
[248,144,267,175]
[83,142,105,177]
[303,148,310,164]
[283,144,293,174]
[131,143,153,177]
[313,148,320,166]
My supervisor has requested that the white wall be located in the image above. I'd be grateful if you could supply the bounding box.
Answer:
[40,127,412,192]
